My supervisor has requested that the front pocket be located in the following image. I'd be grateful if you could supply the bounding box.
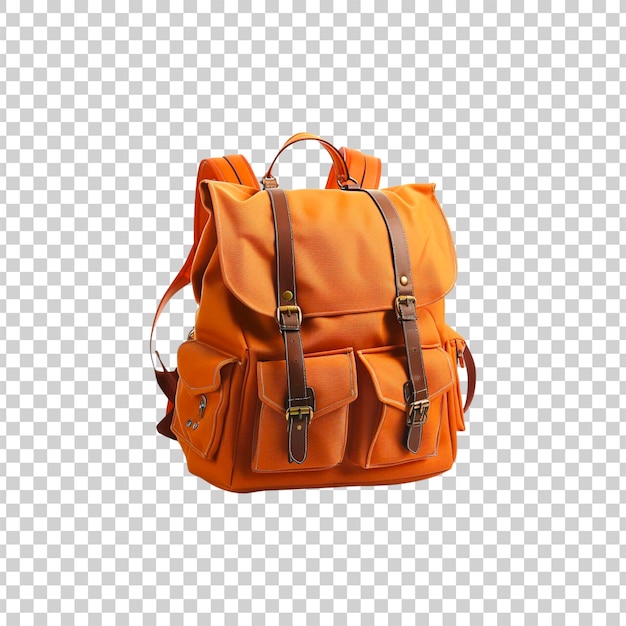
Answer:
[252,348,358,472]
[355,345,455,468]
[171,340,240,459]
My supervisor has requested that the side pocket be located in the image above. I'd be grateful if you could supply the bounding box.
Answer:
[171,340,241,459]
[252,348,358,473]
[355,345,455,469]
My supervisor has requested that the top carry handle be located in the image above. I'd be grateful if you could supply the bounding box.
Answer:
[262,133,358,189]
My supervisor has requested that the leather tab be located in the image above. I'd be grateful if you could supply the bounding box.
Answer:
[405,420,424,454]
[287,409,309,464]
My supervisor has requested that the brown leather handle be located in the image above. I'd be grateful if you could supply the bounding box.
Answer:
[262,133,358,189]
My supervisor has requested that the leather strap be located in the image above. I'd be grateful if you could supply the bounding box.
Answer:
[462,345,476,413]
[262,133,358,190]
[267,188,314,464]
[348,188,430,454]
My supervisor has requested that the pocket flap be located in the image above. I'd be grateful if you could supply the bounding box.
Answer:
[257,348,358,420]
[177,341,240,393]
[357,346,454,411]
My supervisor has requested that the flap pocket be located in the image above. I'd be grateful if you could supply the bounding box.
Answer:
[356,345,454,468]
[171,341,240,459]
[177,341,239,394]
[252,348,358,472]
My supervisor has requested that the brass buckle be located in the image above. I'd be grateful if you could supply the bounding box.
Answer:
[395,295,417,319]
[407,399,429,427]
[276,305,303,327]
[262,176,278,189]
[285,406,313,424]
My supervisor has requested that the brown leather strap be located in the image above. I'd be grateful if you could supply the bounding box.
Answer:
[262,133,358,190]
[267,188,314,464]
[349,188,430,453]
[462,345,476,413]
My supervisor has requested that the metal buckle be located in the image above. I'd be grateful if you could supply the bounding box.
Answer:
[277,305,303,328]
[262,176,278,189]
[395,295,417,319]
[406,399,429,427]
[285,406,313,424]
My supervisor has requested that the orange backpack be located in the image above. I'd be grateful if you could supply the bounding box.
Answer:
[151,133,476,492]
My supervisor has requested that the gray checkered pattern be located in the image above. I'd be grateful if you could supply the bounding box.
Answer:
[1,3,624,624]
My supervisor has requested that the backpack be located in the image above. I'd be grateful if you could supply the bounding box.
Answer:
[151,133,476,492]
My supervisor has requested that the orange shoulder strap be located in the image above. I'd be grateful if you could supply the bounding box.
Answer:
[325,146,382,190]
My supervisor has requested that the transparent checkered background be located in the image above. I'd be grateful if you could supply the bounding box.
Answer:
[1,2,624,624]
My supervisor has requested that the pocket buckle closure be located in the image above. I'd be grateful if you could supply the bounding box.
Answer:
[395,295,417,321]
[285,405,314,428]
[406,399,430,427]
[277,305,303,330]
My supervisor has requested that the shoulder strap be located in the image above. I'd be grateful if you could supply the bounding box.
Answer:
[152,156,256,437]
[325,147,382,190]
[152,149,381,438]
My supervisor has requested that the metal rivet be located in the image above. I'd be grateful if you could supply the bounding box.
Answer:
[282,290,294,302]
[186,420,193,428]
[296,424,302,431]
[192,423,199,430]
[400,275,409,286]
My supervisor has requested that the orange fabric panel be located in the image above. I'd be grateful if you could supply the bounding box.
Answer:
[200,180,457,319]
